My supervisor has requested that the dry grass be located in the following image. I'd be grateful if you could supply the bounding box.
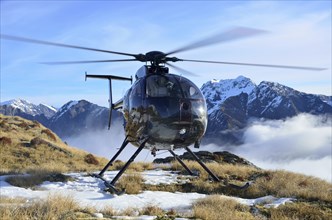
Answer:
[171,160,259,181]
[101,205,172,219]
[6,172,74,189]
[268,202,332,220]
[168,160,332,204]
[2,115,331,219]
[127,162,155,172]
[100,206,118,217]
[243,170,332,203]
[117,172,144,194]
[193,195,332,220]
[193,195,255,220]
[0,197,28,204]
[0,114,109,174]
[84,153,99,165]
[0,194,83,220]
[139,205,165,216]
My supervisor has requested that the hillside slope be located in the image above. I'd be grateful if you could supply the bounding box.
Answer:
[0,114,108,173]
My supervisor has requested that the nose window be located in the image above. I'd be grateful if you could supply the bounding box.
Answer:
[146,75,180,97]
[146,74,203,99]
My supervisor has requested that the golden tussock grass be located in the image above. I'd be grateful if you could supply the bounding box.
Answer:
[0,194,173,219]
[117,172,144,194]
[127,162,155,172]
[193,195,255,220]
[261,202,332,220]
[169,160,332,204]
[171,160,259,181]
[243,170,332,203]
[6,172,74,189]
[100,206,118,217]
[0,194,81,220]
[0,114,109,174]
[0,197,28,204]
[6,174,48,189]
[139,205,165,216]
[268,202,332,220]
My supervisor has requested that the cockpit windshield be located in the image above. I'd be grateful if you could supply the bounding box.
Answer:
[146,74,202,99]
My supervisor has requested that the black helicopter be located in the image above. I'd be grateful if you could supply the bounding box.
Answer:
[1,27,325,194]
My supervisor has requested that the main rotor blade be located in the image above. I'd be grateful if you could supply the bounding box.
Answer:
[1,34,138,58]
[41,59,138,65]
[166,27,267,56]
[181,59,326,71]
[166,62,198,76]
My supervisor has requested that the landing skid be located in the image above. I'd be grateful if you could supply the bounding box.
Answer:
[93,137,250,194]
[167,146,221,181]
[173,146,252,190]
[90,173,125,195]
[92,137,148,194]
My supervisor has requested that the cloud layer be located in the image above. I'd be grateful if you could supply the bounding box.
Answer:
[231,114,331,182]
[237,114,331,161]
[66,113,331,182]
[65,124,156,163]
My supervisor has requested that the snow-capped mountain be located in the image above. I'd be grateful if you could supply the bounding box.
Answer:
[1,76,331,143]
[0,99,57,118]
[0,99,57,126]
[0,99,114,138]
[202,76,256,114]
[201,76,332,144]
[48,100,113,138]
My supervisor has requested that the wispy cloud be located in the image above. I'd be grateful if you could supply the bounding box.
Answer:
[64,122,155,162]
[214,114,332,182]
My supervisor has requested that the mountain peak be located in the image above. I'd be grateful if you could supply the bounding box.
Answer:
[0,98,57,119]
[1,98,31,107]
[201,75,256,113]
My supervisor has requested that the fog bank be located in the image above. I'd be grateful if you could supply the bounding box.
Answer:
[66,114,331,182]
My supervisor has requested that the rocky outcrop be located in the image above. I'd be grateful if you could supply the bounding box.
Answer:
[153,151,256,167]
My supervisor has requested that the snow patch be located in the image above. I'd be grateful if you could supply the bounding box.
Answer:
[0,170,294,213]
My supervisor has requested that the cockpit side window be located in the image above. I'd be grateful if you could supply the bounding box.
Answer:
[174,76,202,99]
[129,79,144,108]
[131,79,142,97]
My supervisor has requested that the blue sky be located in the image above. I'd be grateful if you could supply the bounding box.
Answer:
[1,1,331,107]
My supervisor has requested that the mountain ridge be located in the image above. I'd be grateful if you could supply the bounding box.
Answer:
[201,76,331,144]
[1,76,331,144]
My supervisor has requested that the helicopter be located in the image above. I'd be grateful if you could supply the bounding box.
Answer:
[1,27,325,194]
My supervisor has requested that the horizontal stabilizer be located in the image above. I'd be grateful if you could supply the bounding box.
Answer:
[85,73,132,83]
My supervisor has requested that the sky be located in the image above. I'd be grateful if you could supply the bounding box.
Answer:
[1,0,331,108]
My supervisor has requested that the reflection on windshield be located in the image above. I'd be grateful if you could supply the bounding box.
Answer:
[146,74,202,99]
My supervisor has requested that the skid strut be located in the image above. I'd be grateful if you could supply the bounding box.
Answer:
[110,139,148,186]
[92,138,148,195]
[184,146,220,182]
[168,150,194,176]
[97,136,129,177]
